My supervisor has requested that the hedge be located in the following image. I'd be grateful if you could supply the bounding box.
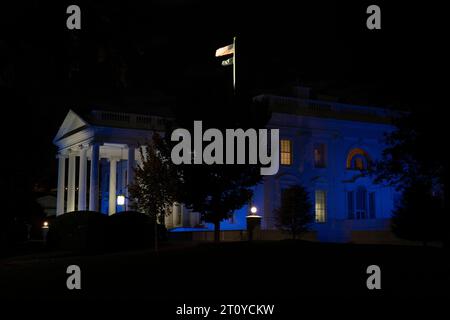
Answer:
[46,210,166,251]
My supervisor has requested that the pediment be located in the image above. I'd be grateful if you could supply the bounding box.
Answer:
[53,110,89,143]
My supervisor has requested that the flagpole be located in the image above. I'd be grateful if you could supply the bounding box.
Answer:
[233,36,236,93]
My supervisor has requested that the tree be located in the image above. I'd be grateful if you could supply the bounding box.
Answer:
[375,111,448,246]
[173,83,271,242]
[128,133,181,251]
[275,185,313,240]
[179,163,261,242]
[391,180,444,245]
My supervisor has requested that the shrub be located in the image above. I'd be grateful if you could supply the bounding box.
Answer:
[46,211,107,251]
[275,185,313,240]
[1,220,29,246]
[46,211,167,252]
[392,181,445,245]
[107,211,154,250]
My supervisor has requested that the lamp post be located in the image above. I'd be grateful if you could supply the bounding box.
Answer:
[246,205,261,241]
[42,221,49,241]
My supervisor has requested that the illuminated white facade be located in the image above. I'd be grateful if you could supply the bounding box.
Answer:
[53,109,198,228]
[53,88,398,242]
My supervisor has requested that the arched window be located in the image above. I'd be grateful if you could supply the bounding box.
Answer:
[346,148,371,170]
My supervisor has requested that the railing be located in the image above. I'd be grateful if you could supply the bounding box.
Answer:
[254,95,395,123]
[91,110,172,130]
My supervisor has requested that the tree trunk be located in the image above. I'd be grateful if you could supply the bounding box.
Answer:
[444,165,449,250]
[214,220,220,243]
[291,218,296,240]
[154,218,159,253]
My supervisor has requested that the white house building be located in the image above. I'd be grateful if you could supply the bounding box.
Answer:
[250,88,398,242]
[53,87,399,242]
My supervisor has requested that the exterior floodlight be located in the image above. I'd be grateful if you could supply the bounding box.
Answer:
[117,195,125,206]
[250,206,258,214]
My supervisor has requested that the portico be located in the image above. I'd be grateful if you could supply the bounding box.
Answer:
[53,109,167,216]
[55,142,137,215]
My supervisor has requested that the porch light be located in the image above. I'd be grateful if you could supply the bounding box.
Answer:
[117,195,125,206]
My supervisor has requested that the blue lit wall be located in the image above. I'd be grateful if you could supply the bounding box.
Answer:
[170,112,397,242]
[90,108,397,242]
[203,204,249,231]
[116,160,127,213]
[100,159,109,214]
[256,113,397,241]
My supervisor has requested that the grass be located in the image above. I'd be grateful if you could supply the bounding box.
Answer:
[0,240,448,300]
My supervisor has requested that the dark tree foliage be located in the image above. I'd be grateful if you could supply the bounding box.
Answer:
[128,133,180,250]
[375,112,446,189]
[1,169,45,248]
[275,185,313,240]
[172,78,271,242]
[392,181,444,245]
[375,111,448,245]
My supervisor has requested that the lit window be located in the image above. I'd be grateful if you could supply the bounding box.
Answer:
[346,148,370,170]
[314,143,326,168]
[315,190,327,223]
[354,156,365,170]
[280,139,292,165]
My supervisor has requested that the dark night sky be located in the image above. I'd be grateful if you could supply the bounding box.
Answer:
[0,0,444,189]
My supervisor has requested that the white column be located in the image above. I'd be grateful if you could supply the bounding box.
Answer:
[165,213,172,229]
[126,145,136,210]
[89,143,100,211]
[78,146,87,210]
[56,154,66,216]
[67,151,76,212]
[190,211,199,227]
[108,158,117,215]
[172,203,179,226]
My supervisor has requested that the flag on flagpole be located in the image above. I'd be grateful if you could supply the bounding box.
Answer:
[215,43,234,57]
[215,37,237,91]
[221,57,233,66]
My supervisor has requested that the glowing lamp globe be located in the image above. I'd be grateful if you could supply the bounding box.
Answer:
[250,206,258,214]
[117,195,125,206]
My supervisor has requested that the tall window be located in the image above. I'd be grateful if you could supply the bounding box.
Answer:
[369,192,376,218]
[314,143,327,168]
[346,148,370,170]
[280,139,292,165]
[355,187,367,219]
[315,190,327,223]
[347,191,355,219]
[347,188,375,220]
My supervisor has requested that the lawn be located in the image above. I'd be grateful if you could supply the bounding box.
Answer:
[0,240,448,301]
